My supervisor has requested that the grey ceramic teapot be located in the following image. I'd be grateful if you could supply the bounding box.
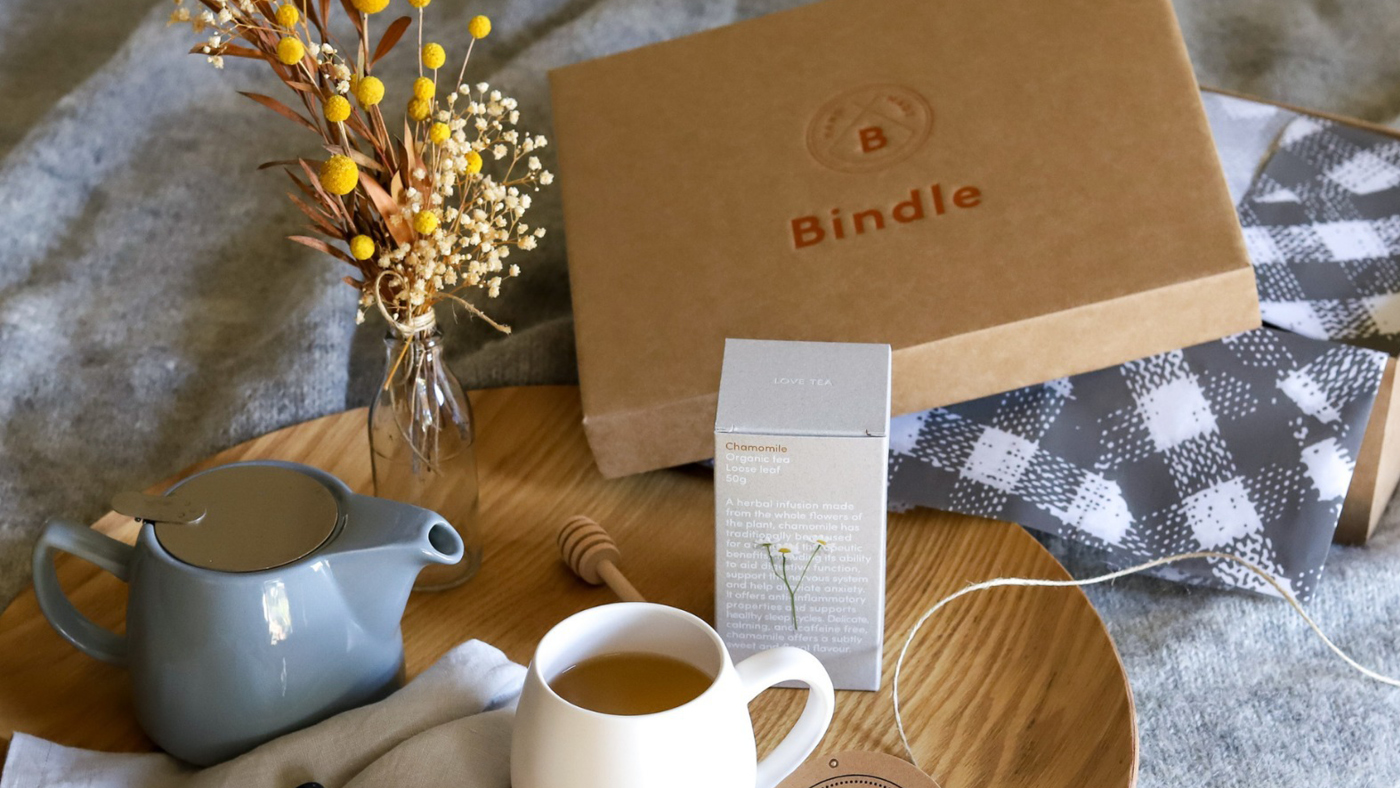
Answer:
[31,461,463,765]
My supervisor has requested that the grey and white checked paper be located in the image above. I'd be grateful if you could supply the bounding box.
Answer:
[1201,92,1295,206]
[1240,114,1400,352]
[889,329,1387,600]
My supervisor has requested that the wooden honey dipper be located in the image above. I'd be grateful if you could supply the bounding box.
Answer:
[557,515,646,603]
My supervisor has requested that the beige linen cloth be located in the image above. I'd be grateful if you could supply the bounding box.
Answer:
[0,641,524,788]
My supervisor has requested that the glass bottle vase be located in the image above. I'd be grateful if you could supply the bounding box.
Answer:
[368,318,483,590]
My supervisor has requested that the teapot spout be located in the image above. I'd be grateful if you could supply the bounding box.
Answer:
[339,493,464,566]
[326,494,463,634]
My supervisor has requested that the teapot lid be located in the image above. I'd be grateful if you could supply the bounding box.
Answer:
[147,465,340,572]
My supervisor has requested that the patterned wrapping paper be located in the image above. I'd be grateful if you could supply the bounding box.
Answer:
[1200,92,1295,206]
[888,329,1387,600]
[1239,115,1400,353]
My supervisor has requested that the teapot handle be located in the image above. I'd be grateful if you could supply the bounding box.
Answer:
[32,518,133,666]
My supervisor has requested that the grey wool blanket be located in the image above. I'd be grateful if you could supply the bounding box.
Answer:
[2,0,1399,785]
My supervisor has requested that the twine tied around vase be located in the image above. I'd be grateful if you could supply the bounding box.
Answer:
[373,270,437,339]
[373,269,512,339]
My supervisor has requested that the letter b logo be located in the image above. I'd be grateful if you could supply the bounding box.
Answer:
[807,85,933,173]
[859,127,888,154]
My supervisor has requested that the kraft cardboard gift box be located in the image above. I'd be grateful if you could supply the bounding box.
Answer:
[549,0,1260,479]
[1342,356,1400,543]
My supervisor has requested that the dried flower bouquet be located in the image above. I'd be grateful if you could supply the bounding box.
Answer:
[170,0,553,335]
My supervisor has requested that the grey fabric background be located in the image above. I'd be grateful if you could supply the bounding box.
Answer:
[1,0,1398,785]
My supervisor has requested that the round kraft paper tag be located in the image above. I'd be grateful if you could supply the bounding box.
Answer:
[777,751,941,788]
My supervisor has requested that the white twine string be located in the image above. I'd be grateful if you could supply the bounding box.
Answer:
[372,268,512,336]
[892,550,1400,772]
[373,270,436,337]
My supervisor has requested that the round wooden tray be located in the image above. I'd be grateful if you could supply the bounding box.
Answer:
[0,386,1136,786]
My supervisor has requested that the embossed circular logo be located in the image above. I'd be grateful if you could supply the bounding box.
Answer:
[806,84,933,173]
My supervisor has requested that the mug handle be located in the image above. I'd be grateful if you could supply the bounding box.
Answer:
[31,518,134,666]
[736,647,836,788]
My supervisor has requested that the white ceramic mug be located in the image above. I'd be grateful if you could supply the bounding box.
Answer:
[511,602,836,788]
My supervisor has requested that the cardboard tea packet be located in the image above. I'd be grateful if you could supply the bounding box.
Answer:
[714,339,891,691]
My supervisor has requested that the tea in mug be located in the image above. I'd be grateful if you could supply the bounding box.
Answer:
[549,652,713,715]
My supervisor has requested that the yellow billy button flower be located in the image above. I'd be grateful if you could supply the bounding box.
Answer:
[421,42,446,70]
[323,94,351,123]
[407,96,432,122]
[354,75,384,107]
[276,36,305,65]
[412,77,435,100]
[319,155,359,196]
[407,0,431,7]
[467,15,491,39]
[429,122,450,145]
[275,3,300,27]
[413,211,439,235]
[349,235,375,261]
[464,150,483,174]
[350,0,389,13]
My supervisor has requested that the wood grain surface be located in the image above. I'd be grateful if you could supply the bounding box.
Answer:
[0,386,1136,787]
